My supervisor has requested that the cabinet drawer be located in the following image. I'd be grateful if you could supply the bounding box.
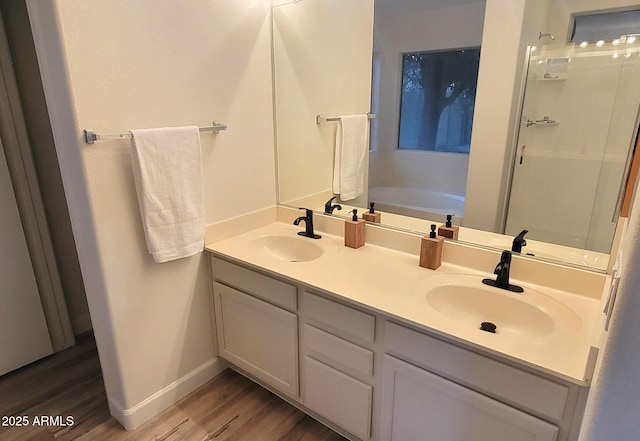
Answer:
[304,324,374,377]
[214,283,298,397]
[385,322,569,421]
[304,291,375,343]
[212,257,296,310]
[304,356,372,440]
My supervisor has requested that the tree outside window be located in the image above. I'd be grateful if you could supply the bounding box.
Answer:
[398,48,480,153]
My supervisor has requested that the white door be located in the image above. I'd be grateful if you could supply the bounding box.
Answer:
[0,140,52,376]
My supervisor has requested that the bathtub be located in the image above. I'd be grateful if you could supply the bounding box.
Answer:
[367,186,465,223]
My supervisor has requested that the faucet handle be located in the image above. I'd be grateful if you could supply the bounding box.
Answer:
[494,250,511,274]
[298,207,313,218]
[485,250,523,293]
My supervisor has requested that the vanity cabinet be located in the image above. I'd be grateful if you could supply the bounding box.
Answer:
[209,255,590,441]
[211,258,299,397]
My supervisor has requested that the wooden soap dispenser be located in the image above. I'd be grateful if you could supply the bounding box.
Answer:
[438,214,459,240]
[345,209,366,249]
[419,224,444,270]
[362,202,381,223]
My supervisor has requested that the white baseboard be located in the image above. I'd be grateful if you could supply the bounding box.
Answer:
[108,357,228,430]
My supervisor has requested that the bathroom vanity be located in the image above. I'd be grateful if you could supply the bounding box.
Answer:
[206,212,607,441]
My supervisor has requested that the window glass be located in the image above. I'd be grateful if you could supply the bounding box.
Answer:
[572,9,640,43]
[398,48,480,153]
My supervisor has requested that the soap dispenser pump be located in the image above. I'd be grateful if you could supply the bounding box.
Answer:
[362,202,381,223]
[345,209,366,249]
[438,214,459,240]
[419,224,444,270]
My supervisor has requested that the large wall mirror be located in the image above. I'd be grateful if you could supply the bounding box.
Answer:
[272,0,640,273]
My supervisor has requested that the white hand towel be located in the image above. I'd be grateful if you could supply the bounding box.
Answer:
[130,126,204,263]
[332,114,369,201]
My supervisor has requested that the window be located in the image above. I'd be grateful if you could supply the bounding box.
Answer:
[571,9,640,43]
[398,48,480,153]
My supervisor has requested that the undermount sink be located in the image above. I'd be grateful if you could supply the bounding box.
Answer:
[249,234,327,262]
[414,274,582,341]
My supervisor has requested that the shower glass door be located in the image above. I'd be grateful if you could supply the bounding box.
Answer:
[505,40,640,253]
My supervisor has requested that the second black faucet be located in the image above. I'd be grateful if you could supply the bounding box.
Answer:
[482,250,524,293]
[294,208,321,239]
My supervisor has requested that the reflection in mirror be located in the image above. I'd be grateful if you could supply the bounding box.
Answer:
[272,0,374,210]
[273,0,640,272]
[506,41,640,254]
[368,0,483,230]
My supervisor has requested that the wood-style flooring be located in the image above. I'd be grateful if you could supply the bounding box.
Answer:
[0,333,346,440]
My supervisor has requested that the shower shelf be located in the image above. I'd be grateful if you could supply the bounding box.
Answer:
[531,76,567,82]
[525,117,558,127]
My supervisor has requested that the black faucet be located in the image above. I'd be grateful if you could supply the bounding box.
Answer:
[293,208,321,239]
[482,250,523,293]
[324,196,342,214]
[512,230,528,253]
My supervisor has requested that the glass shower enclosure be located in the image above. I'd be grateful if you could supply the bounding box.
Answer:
[505,40,640,254]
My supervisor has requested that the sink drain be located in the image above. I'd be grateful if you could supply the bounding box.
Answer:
[480,322,497,333]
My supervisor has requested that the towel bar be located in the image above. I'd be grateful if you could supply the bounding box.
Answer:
[83,121,228,144]
[316,113,376,124]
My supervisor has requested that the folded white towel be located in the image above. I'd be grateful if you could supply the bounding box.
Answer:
[332,114,369,201]
[130,126,204,263]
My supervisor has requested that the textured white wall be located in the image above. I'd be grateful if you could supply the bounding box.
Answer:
[27,0,276,429]
[59,1,276,223]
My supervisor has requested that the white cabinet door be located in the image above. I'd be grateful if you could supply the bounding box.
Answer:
[303,356,372,440]
[213,282,298,397]
[0,143,51,376]
[381,355,558,441]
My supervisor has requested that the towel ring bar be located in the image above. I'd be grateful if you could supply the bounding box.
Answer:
[316,113,376,125]
[83,121,228,144]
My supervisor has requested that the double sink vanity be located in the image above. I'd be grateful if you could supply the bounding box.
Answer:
[205,206,609,441]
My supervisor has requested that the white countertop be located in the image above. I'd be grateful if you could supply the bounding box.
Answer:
[206,221,603,385]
